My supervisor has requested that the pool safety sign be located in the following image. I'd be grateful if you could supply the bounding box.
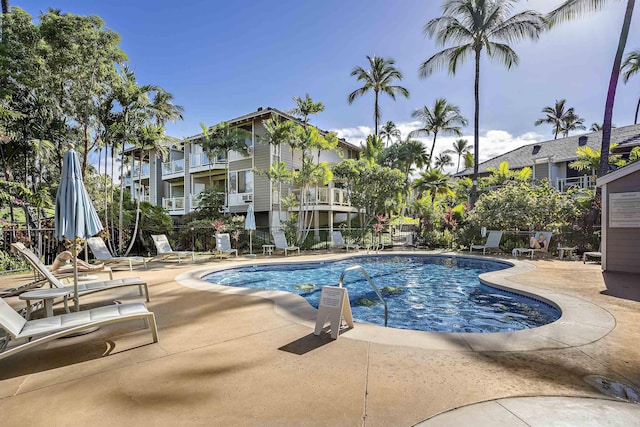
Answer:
[314,286,354,339]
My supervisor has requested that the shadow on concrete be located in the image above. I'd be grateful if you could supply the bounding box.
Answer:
[278,331,335,355]
[601,272,640,303]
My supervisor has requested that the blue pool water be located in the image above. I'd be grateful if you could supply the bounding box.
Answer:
[203,255,561,333]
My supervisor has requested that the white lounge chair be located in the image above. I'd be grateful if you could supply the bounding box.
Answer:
[331,231,359,252]
[512,231,553,259]
[0,297,158,361]
[214,233,238,259]
[151,234,195,263]
[11,243,150,315]
[272,231,300,256]
[469,230,503,255]
[87,237,147,271]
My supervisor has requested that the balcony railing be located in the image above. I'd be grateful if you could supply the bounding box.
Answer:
[163,196,185,211]
[162,159,185,176]
[189,153,226,170]
[289,188,351,207]
[556,175,596,193]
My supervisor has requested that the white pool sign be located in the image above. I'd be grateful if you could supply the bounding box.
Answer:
[314,286,354,339]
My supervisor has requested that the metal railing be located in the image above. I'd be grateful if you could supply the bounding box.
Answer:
[556,175,596,193]
[189,152,226,169]
[290,188,351,206]
[338,265,388,326]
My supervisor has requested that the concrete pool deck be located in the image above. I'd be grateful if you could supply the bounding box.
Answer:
[1,250,640,426]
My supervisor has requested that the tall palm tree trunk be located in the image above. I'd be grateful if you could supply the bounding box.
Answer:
[1,0,9,14]
[470,48,481,205]
[599,0,635,178]
[428,134,438,170]
[634,97,639,124]
[374,91,379,136]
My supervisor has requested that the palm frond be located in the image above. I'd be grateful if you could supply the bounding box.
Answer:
[546,0,609,28]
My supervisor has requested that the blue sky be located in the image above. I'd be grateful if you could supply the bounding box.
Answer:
[17,0,640,169]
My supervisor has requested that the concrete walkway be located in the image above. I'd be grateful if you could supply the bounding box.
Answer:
[1,251,639,426]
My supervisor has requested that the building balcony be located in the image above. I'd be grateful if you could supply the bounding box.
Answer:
[555,175,596,193]
[289,188,351,207]
[189,153,226,172]
[162,159,185,178]
[162,196,185,214]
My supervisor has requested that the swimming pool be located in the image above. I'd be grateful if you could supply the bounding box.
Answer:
[203,255,561,333]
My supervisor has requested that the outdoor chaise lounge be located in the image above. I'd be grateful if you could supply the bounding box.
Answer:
[151,234,195,263]
[469,230,503,255]
[214,233,238,259]
[87,237,147,271]
[331,231,360,252]
[0,297,158,361]
[11,243,150,316]
[512,231,553,259]
[583,244,602,264]
[272,231,300,256]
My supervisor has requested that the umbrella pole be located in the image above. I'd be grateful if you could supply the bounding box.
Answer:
[249,231,253,255]
[72,243,80,312]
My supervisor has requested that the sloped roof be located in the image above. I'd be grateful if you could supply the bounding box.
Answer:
[185,107,360,152]
[456,124,640,177]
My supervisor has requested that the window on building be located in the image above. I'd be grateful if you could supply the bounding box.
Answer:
[228,170,253,194]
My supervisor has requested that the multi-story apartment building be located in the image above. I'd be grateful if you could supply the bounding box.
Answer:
[122,107,361,235]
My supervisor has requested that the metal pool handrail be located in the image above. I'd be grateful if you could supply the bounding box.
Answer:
[338,264,388,327]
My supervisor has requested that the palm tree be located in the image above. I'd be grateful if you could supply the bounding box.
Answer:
[348,55,409,137]
[448,138,469,173]
[396,138,429,179]
[414,169,454,202]
[409,98,467,170]
[2,0,9,14]
[379,121,401,147]
[534,99,575,139]
[420,0,544,203]
[548,0,635,178]
[434,152,454,171]
[591,122,616,131]
[622,50,640,124]
[561,112,586,137]
[361,134,385,164]
[289,93,325,124]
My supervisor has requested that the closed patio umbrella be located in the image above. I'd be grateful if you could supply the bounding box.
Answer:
[245,203,256,256]
[55,150,104,311]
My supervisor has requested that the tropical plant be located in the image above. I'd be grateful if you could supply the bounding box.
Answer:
[396,138,429,178]
[332,159,406,237]
[347,55,409,136]
[420,0,545,203]
[379,121,401,147]
[481,161,532,188]
[446,138,470,173]
[548,0,635,178]
[468,180,571,231]
[621,49,640,124]
[409,98,467,170]
[361,134,385,164]
[561,112,586,137]
[569,144,626,173]
[288,93,325,124]
[433,152,454,171]
[534,99,577,139]
[414,169,454,202]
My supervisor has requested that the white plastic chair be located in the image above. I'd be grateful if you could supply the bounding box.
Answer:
[214,233,238,259]
[469,230,503,255]
[0,297,158,361]
[151,234,195,263]
[272,231,300,256]
[512,231,554,259]
[331,231,359,252]
[87,237,147,271]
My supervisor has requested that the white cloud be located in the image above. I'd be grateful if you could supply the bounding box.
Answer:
[330,121,547,175]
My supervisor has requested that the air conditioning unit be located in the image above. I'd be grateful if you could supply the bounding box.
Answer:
[242,194,253,202]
